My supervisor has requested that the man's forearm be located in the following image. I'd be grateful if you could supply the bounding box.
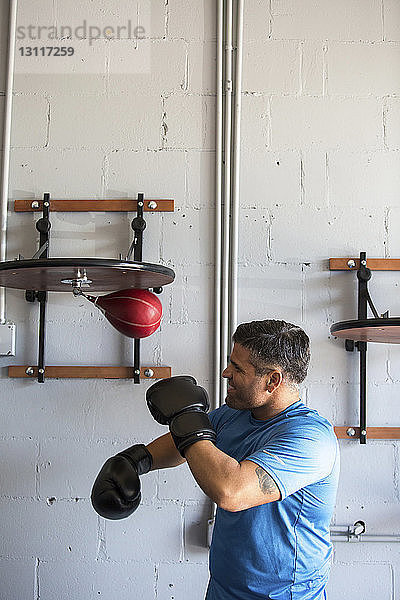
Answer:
[184,440,242,509]
[146,433,186,470]
[146,435,241,502]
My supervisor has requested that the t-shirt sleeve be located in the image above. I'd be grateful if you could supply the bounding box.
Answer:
[245,422,338,500]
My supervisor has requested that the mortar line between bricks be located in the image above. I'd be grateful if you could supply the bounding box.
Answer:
[44,98,51,148]
[97,516,107,561]
[105,45,110,97]
[325,152,330,208]
[322,44,328,97]
[266,96,272,148]
[179,502,185,562]
[184,149,189,204]
[268,0,272,38]
[383,98,389,150]
[266,210,272,261]
[300,151,304,206]
[165,0,169,38]
[393,443,400,502]
[159,211,164,265]
[298,41,304,96]
[384,207,390,258]
[385,348,393,384]
[181,42,189,92]
[260,36,392,43]
[161,96,168,149]
[391,563,395,600]
[35,442,41,499]
[154,562,159,599]
[34,557,40,600]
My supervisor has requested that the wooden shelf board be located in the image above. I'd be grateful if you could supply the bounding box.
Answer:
[14,199,174,213]
[8,365,171,380]
[335,426,400,439]
[330,258,400,271]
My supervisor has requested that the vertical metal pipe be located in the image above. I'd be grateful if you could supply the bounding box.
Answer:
[0,0,18,323]
[229,0,244,341]
[220,0,233,402]
[210,0,244,539]
[210,0,229,534]
[213,0,224,409]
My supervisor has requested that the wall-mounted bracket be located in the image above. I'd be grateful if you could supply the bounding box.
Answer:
[14,198,174,213]
[8,365,171,380]
[334,427,400,440]
[345,339,355,352]
[132,194,145,384]
[6,193,175,383]
[25,193,51,383]
[330,252,400,443]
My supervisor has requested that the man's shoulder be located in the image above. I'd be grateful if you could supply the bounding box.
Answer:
[280,403,337,444]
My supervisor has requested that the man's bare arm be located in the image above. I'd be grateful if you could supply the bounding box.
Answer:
[184,441,281,511]
[146,433,186,470]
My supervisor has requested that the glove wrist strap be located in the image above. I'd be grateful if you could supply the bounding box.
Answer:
[118,443,153,475]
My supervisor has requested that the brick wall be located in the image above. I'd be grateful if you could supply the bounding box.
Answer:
[0,1,399,598]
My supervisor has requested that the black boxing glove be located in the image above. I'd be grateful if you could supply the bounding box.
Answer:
[146,376,216,457]
[91,444,153,520]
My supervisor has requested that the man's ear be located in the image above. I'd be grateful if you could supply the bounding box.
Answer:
[266,370,282,393]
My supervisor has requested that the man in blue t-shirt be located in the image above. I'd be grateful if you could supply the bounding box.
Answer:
[91,320,340,600]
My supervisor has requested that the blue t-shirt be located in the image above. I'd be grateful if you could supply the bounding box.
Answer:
[206,400,340,600]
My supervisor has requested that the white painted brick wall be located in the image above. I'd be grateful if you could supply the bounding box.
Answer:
[240,95,270,150]
[10,96,49,148]
[38,560,157,600]
[271,0,383,41]
[0,439,37,497]
[0,560,36,600]
[301,41,325,94]
[49,94,163,150]
[164,95,216,150]
[168,0,216,42]
[1,0,400,598]
[243,0,272,41]
[242,40,300,94]
[326,43,400,96]
[386,98,400,149]
[385,0,400,41]
[271,97,383,149]
[326,562,393,598]
[157,562,209,600]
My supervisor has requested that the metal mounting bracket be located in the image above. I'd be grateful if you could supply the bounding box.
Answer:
[25,193,51,383]
[10,192,174,383]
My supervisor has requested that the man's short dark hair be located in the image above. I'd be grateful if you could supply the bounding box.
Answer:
[232,319,310,385]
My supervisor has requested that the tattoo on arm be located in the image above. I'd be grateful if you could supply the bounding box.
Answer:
[255,466,276,495]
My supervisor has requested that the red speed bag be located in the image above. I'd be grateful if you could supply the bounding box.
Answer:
[88,288,162,339]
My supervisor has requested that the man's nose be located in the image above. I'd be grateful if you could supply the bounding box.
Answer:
[222,365,231,379]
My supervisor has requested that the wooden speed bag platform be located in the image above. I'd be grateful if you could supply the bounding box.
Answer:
[2,193,175,383]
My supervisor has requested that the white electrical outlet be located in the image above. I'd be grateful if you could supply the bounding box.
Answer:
[0,322,16,356]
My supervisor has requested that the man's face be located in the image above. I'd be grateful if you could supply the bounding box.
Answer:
[222,343,273,411]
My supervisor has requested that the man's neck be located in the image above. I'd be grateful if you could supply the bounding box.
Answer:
[251,393,300,421]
